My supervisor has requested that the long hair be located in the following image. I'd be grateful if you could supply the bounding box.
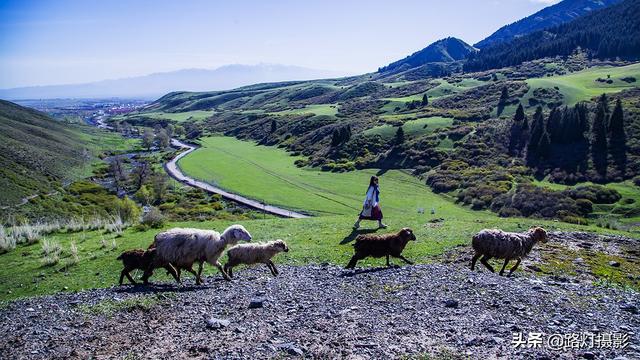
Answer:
[368,176,379,192]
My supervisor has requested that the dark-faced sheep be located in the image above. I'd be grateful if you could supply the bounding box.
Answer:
[146,224,252,283]
[470,227,548,276]
[117,248,179,285]
[345,228,417,269]
[224,239,289,278]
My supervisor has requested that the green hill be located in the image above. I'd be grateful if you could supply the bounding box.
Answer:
[379,37,476,73]
[0,100,88,206]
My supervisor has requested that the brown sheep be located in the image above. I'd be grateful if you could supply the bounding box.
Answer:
[470,227,548,276]
[116,248,179,285]
[345,228,417,269]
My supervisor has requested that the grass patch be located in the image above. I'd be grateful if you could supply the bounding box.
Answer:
[78,294,170,317]
[524,63,640,106]
[269,104,338,116]
[364,117,453,139]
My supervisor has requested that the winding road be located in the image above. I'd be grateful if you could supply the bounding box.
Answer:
[165,139,310,219]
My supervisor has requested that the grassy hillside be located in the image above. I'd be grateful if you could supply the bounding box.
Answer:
[0,100,90,206]
[523,63,640,106]
[5,134,636,301]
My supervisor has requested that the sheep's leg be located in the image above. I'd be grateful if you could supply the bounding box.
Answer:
[397,255,414,265]
[183,267,201,285]
[471,253,481,271]
[120,268,136,285]
[215,261,232,281]
[223,263,233,278]
[507,259,522,277]
[267,260,278,276]
[480,255,495,273]
[499,259,510,276]
[196,261,205,284]
[164,265,181,284]
[142,269,154,285]
[345,254,363,269]
[386,255,391,267]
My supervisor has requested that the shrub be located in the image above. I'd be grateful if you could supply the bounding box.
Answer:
[563,185,621,204]
[0,225,16,254]
[68,241,79,265]
[116,197,141,224]
[141,207,165,229]
[41,238,61,266]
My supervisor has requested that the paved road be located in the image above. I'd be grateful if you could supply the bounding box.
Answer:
[165,139,310,219]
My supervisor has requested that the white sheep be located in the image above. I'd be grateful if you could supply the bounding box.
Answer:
[223,239,289,278]
[470,227,548,276]
[146,224,252,283]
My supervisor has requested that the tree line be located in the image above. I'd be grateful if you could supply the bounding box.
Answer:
[464,0,640,72]
[508,94,627,182]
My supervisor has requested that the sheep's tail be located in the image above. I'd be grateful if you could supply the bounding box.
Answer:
[116,253,124,260]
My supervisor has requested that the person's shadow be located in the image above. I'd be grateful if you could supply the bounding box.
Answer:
[339,228,379,245]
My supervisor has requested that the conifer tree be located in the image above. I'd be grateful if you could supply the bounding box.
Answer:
[395,126,405,145]
[608,98,626,174]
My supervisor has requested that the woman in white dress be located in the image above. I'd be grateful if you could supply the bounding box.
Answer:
[354,176,387,229]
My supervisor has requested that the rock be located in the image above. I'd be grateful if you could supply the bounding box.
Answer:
[444,299,459,308]
[205,318,230,329]
[527,265,543,272]
[580,351,595,359]
[573,257,584,263]
[609,261,621,267]
[620,304,638,314]
[277,343,304,356]
[249,298,265,309]
[25,308,35,312]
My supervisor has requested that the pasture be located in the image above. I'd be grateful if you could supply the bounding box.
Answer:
[364,116,454,139]
[524,63,640,105]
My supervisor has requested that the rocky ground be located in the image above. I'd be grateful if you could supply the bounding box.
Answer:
[0,233,638,359]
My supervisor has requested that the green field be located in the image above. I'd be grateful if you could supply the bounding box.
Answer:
[364,116,454,139]
[1,135,636,301]
[269,104,338,116]
[142,110,214,122]
[524,63,640,105]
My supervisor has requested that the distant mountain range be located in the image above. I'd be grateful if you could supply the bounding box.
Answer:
[0,64,347,100]
[474,0,622,49]
[379,37,476,73]
[465,0,640,71]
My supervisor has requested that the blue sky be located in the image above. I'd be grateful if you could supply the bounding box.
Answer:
[0,0,558,88]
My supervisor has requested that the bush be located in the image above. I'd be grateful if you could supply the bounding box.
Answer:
[41,238,62,266]
[563,185,621,204]
[116,197,141,224]
[141,207,165,229]
[0,225,16,254]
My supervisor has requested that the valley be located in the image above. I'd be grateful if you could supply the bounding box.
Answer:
[1,0,640,358]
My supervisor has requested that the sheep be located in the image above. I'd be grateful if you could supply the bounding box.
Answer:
[345,228,417,269]
[223,239,289,278]
[146,241,206,284]
[145,224,252,283]
[116,248,179,285]
[470,227,548,276]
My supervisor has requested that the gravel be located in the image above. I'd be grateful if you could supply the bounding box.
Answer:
[1,262,638,359]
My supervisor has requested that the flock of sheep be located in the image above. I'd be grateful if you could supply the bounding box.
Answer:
[117,224,548,285]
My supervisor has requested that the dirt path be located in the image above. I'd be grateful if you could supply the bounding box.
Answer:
[165,139,310,219]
